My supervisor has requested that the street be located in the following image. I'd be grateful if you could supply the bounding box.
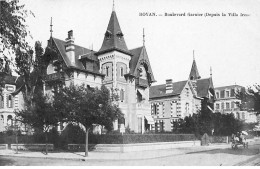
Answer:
[0,142,260,166]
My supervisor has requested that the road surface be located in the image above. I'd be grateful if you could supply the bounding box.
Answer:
[1,142,260,166]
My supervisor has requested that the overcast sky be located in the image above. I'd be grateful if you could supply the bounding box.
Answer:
[22,0,260,88]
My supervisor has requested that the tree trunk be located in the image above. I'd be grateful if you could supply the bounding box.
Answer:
[15,131,18,154]
[45,131,48,155]
[85,128,90,157]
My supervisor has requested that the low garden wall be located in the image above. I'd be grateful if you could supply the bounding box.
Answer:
[10,144,54,151]
[67,141,201,152]
[209,136,229,143]
[66,134,199,152]
[0,144,8,150]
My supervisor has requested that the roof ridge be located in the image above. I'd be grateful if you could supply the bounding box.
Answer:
[52,37,91,51]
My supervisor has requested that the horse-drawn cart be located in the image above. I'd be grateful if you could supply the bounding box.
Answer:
[231,131,249,149]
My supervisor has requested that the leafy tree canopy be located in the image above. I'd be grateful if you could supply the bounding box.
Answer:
[236,84,260,115]
[53,84,123,131]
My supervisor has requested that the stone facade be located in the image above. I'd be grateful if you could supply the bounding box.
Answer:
[149,59,215,132]
[43,9,155,133]
[214,85,257,123]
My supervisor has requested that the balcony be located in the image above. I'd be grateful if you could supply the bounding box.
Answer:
[45,72,64,82]
[136,78,149,88]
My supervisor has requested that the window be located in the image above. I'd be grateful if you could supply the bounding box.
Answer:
[0,95,3,108]
[185,103,189,115]
[216,103,220,109]
[120,89,124,102]
[8,95,13,108]
[120,67,124,77]
[220,90,225,98]
[216,92,219,98]
[153,104,157,115]
[226,102,230,109]
[106,66,109,76]
[226,91,230,98]
[7,115,12,126]
[160,121,164,132]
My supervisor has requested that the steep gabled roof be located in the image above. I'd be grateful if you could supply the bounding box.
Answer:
[129,46,155,82]
[51,37,102,76]
[189,59,200,80]
[97,11,131,56]
[196,77,214,98]
[149,80,187,99]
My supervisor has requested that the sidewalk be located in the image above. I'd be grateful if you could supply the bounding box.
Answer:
[0,144,230,161]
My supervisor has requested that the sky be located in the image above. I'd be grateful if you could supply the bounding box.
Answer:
[21,0,260,88]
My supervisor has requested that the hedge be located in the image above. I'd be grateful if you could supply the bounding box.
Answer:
[89,134,197,144]
[1,132,197,146]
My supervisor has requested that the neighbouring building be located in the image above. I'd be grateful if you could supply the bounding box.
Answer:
[43,7,156,133]
[0,72,24,132]
[214,85,257,123]
[149,58,215,132]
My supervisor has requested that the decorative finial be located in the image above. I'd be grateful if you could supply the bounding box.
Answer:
[143,28,145,47]
[210,66,212,77]
[193,50,195,60]
[112,0,115,11]
[50,17,53,37]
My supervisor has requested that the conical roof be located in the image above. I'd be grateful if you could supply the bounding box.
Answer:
[189,59,201,80]
[97,11,131,56]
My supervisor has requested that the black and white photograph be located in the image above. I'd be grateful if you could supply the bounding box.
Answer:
[0,0,260,166]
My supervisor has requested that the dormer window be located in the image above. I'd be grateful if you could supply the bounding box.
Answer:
[116,31,123,39]
[105,30,112,40]
[139,66,147,79]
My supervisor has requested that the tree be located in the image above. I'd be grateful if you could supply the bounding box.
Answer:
[53,84,123,157]
[0,0,34,88]
[236,85,260,115]
[14,41,46,106]
[14,42,55,155]
[0,0,33,59]
[15,90,60,155]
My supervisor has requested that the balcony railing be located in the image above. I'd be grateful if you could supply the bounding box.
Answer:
[45,72,64,82]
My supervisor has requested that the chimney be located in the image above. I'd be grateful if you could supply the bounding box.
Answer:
[65,30,75,65]
[166,79,173,94]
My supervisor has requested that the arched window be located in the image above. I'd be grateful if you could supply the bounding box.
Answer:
[8,95,13,108]
[7,115,12,126]
[0,95,4,108]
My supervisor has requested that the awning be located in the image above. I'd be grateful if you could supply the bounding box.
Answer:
[145,115,154,124]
